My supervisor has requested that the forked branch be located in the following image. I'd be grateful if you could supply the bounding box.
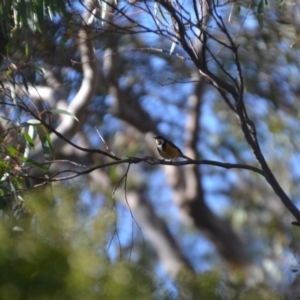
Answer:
[154,0,300,223]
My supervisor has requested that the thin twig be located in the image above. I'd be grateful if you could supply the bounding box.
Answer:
[94,127,115,156]
[122,163,145,261]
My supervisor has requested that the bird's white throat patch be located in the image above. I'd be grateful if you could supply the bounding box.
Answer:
[155,138,163,146]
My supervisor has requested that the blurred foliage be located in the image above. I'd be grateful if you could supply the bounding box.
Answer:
[0,185,159,300]
[0,187,289,299]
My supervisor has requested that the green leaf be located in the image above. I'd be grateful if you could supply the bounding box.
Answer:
[45,133,54,153]
[25,42,30,57]
[0,161,10,181]
[36,128,54,162]
[48,109,79,121]
[24,131,35,149]
[235,3,241,14]
[19,0,28,26]
[41,137,51,162]
[257,0,264,29]
[7,146,17,156]
[22,157,50,173]
[157,4,169,24]
[109,167,119,182]
[0,1,11,39]
[5,70,13,77]
[35,3,45,32]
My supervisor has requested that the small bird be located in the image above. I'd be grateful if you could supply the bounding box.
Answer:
[153,136,192,161]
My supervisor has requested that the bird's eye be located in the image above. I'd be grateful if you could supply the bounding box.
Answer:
[156,139,162,145]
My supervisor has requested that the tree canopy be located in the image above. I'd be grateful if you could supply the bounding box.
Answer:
[1,0,300,298]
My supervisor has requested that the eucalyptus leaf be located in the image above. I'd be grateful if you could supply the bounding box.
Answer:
[24,131,35,149]
[22,158,50,173]
[48,109,79,121]
[27,119,41,125]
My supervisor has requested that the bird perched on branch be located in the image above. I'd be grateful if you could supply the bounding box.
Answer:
[153,136,193,161]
